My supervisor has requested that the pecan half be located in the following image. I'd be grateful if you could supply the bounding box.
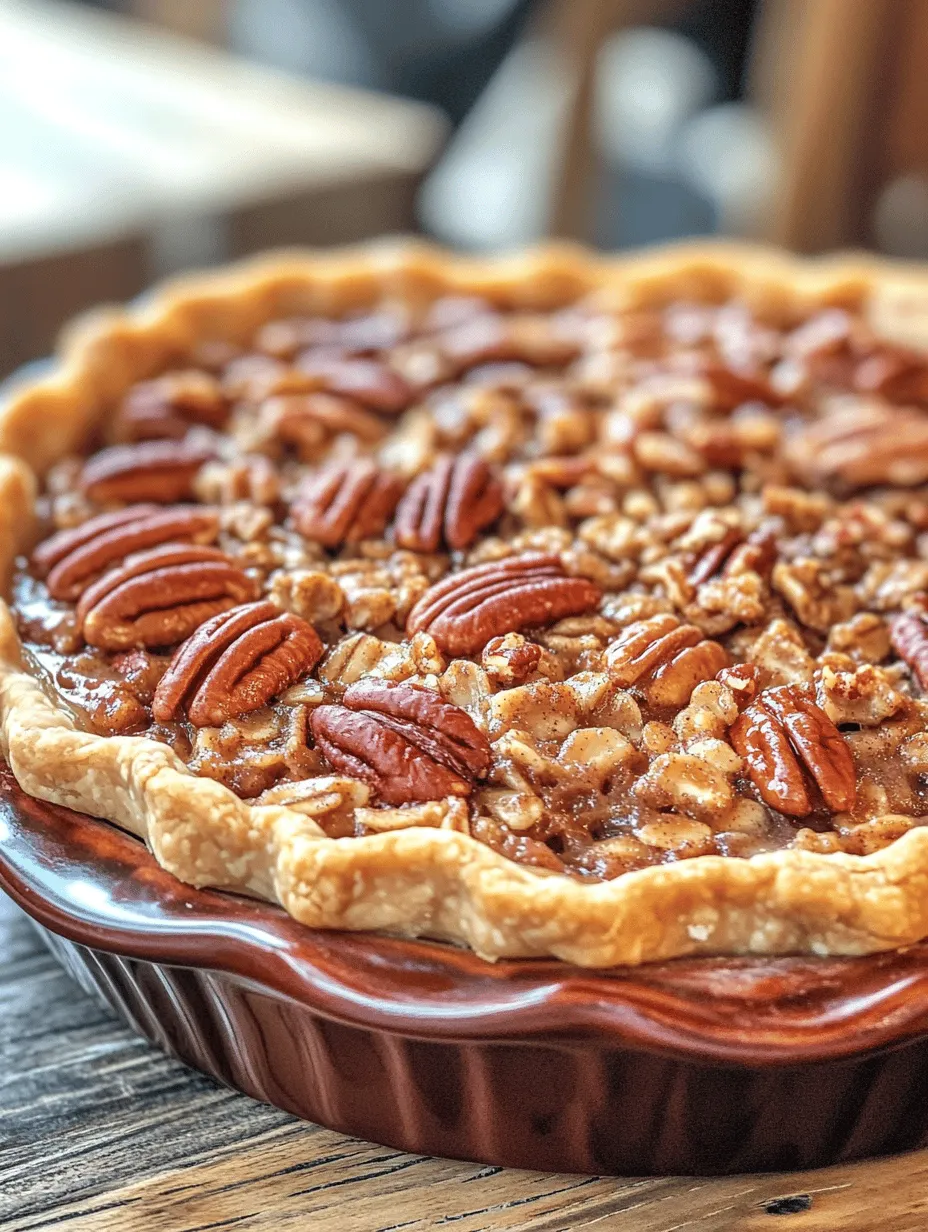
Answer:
[787,404,928,491]
[80,440,215,504]
[854,347,928,404]
[296,355,413,413]
[890,610,928,690]
[291,462,406,548]
[605,614,729,706]
[780,309,928,405]
[117,371,229,440]
[687,526,745,586]
[672,353,778,408]
[730,684,856,817]
[153,600,323,726]
[76,543,256,650]
[263,393,386,448]
[687,527,776,587]
[35,505,220,601]
[310,680,490,804]
[393,453,504,553]
[406,553,601,656]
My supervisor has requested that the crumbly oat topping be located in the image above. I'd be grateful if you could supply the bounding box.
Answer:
[13,291,928,879]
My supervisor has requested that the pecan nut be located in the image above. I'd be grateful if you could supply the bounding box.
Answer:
[525,456,597,489]
[76,544,256,650]
[194,456,279,507]
[890,610,928,690]
[310,680,490,804]
[687,527,776,587]
[787,404,928,491]
[263,393,386,449]
[854,347,928,404]
[716,662,761,710]
[79,440,215,504]
[605,614,729,707]
[481,633,542,686]
[687,526,745,586]
[291,462,406,548]
[730,684,856,817]
[671,353,778,409]
[152,600,323,726]
[406,553,602,656]
[771,559,857,633]
[780,309,928,405]
[393,453,504,552]
[117,371,229,440]
[34,505,220,601]
[296,355,413,413]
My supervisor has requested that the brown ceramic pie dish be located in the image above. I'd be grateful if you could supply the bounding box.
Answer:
[6,760,928,1177]
[9,244,928,1176]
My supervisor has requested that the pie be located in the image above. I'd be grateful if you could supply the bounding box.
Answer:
[4,242,928,967]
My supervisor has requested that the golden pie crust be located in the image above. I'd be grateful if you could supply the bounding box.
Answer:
[4,240,928,967]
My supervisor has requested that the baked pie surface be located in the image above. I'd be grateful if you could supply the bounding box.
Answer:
[4,241,928,965]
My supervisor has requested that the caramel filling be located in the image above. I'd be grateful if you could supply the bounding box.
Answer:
[13,293,928,878]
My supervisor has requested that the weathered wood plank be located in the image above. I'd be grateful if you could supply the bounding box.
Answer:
[12,1127,928,1232]
[0,899,293,1224]
[5,893,928,1231]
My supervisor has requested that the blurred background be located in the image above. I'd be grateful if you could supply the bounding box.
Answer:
[1,0,926,375]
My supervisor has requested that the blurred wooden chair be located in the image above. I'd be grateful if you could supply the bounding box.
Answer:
[547,0,689,241]
[752,0,928,252]
[548,0,928,253]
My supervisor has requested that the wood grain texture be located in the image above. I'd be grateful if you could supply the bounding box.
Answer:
[2,893,927,1232]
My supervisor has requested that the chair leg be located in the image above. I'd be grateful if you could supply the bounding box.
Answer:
[754,0,903,252]
[546,0,615,242]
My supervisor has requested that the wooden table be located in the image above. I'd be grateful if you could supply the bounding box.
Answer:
[0,0,445,376]
[3,894,927,1231]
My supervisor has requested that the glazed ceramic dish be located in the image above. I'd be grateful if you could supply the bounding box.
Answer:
[7,762,928,1176]
[6,242,928,1173]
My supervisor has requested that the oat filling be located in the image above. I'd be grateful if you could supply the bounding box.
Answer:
[12,291,928,881]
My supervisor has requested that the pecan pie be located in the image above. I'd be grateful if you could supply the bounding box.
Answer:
[6,243,928,966]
